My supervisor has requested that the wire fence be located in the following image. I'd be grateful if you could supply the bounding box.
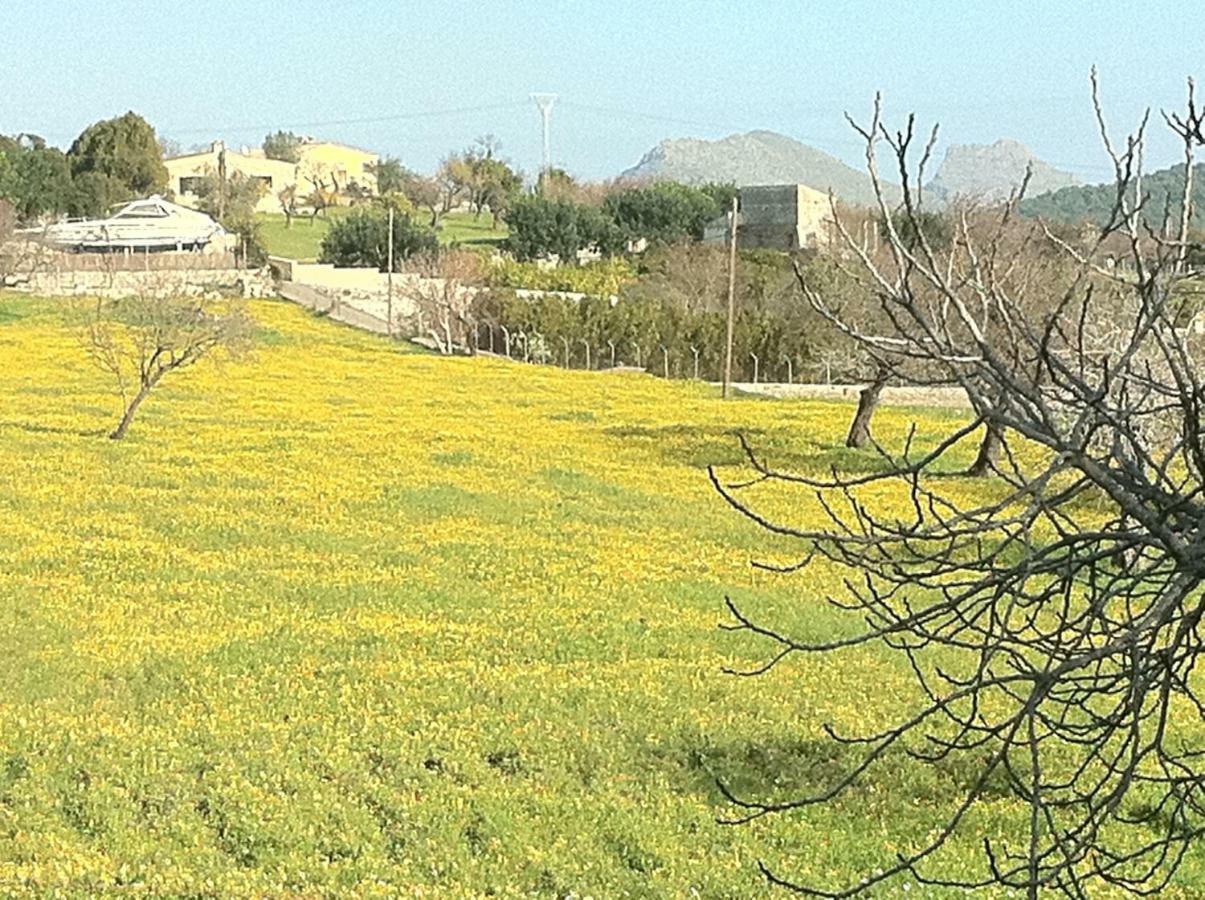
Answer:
[472,322,827,384]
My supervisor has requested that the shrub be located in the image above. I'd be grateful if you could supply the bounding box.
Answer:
[487,257,636,296]
[319,209,438,271]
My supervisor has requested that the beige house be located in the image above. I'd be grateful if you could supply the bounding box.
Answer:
[165,139,380,214]
[703,184,835,251]
[294,140,378,196]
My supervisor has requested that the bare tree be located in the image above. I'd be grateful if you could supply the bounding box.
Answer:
[278,184,299,229]
[711,75,1205,897]
[85,293,253,440]
[399,249,483,354]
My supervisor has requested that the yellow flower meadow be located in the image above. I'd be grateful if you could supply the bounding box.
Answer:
[0,295,1198,898]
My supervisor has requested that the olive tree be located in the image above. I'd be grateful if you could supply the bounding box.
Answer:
[85,293,253,440]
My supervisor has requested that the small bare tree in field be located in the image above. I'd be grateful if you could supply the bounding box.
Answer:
[85,293,253,440]
[713,74,1205,897]
[401,249,484,354]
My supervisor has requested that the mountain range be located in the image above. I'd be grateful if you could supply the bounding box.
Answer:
[621,130,1080,209]
[620,130,898,207]
[926,138,1079,204]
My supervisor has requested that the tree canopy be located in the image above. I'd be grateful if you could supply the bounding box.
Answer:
[67,112,168,209]
[318,209,438,271]
[603,181,727,245]
[262,130,303,163]
[504,195,621,262]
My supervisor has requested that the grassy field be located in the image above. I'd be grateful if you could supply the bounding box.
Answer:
[0,295,1200,897]
[258,210,507,261]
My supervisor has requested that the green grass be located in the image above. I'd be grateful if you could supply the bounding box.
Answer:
[257,210,344,261]
[438,209,508,247]
[0,295,1201,897]
[258,208,507,261]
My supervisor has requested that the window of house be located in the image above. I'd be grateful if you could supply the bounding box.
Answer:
[179,176,205,195]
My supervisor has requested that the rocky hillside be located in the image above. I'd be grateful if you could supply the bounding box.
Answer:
[621,130,899,207]
[926,139,1078,204]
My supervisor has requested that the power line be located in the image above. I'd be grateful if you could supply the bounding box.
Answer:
[160,101,530,137]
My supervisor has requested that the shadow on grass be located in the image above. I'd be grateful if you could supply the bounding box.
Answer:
[606,423,899,475]
[659,734,1018,808]
[0,419,107,438]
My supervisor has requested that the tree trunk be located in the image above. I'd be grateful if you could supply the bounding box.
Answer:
[109,381,155,440]
[846,367,889,449]
[966,419,1004,477]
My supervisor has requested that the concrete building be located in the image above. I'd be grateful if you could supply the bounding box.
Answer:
[703,184,834,251]
[164,139,379,214]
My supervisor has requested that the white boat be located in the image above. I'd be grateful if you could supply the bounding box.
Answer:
[34,196,226,252]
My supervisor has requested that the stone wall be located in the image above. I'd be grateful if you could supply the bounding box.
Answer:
[4,265,272,299]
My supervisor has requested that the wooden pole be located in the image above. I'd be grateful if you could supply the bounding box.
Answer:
[722,195,739,398]
[386,207,394,338]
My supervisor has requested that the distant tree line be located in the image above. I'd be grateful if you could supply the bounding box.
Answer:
[503,180,737,262]
[1021,162,1205,232]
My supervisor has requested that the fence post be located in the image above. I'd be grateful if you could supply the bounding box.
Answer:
[580,339,591,370]
[661,344,669,379]
[690,346,700,380]
[501,326,511,358]
[634,345,643,369]
[782,356,793,384]
[607,340,616,368]
[750,352,759,385]
[561,335,571,367]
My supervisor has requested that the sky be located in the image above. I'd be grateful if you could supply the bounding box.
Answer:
[2,0,1203,185]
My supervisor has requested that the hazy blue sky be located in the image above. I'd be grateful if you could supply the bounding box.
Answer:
[2,0,1202,183]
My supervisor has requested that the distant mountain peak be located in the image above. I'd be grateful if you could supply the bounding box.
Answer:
[927,139,1079,203]
[621,130,899,207]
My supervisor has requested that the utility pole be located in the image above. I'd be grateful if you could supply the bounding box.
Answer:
[386,207,394,338]
[216,142,227,221]
[531,93,557,178]
[722,194,739,399]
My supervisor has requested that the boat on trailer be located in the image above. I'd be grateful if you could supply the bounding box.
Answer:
[33,196,226,252]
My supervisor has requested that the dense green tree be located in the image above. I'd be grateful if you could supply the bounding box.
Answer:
[603,182,723,245]
[262,130,303,163]
[504,195,621,262]
[68,171,129,217]
[318,208,437,271]
[700,181,739,213]
[0,146,16,204]
[10,145,74,220]
[67,112,168,208]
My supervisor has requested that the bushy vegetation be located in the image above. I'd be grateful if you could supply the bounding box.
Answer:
[487,256,636,296]
[7,295,1169,896]
[504,181,736,262]
[479,248,843,380]
[318,208,438,271]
